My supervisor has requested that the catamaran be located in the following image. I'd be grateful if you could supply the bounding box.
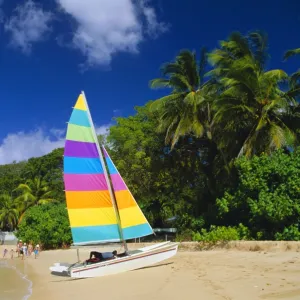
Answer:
[49,91,178,278]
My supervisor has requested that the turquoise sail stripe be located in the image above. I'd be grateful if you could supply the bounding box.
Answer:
[69,108,90,127]
[64,157,103,174]
[122,223,153,240]
[71,225,121,245]
[105,156,118,174]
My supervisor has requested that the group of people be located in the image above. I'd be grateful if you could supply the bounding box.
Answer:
[2,240,40,260]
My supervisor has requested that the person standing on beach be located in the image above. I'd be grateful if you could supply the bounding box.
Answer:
[34,244,39,259]
[3,248,8,258]
[21,243,27,260]
[16,240,22,257]
[23,243,28,256]
[28,243,33,256]
[10,248,14,259]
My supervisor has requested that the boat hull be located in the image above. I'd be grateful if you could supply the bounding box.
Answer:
[50,242,178,278]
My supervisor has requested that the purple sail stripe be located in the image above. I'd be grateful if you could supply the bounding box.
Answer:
[110,174,127,191]
[64,140,98,158]
[102,146,109,157]
[64,174,108,191]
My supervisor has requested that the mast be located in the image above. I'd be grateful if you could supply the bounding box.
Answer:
[81,91,129,253]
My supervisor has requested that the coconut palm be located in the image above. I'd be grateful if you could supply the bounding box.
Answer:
[0,193,19,231]
[208,31,299,158]
[284,48,300,100]
[149,48,216,148]
[14,177,55,223]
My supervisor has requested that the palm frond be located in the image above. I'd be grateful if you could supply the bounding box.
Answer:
[149,78,170,89]
[284,48,300,60]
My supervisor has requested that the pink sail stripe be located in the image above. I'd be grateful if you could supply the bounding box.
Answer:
[110,174,127,191]
[64,174,108,191]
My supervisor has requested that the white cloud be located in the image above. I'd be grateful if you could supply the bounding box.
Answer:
[0,129,64,164]
[55,0,167,67]
[95,124,110,136]
[4,0,52,53]
[139,0,168,37]
[0,124,111,165]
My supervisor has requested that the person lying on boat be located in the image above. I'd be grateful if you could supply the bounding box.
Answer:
[86,250,118,263]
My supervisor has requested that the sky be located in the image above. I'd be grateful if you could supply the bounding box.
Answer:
[0,0,299,164]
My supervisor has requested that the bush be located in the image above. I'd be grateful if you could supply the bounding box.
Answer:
[16,203,72,249]
[192,224,250,242]
[274,224,300,241]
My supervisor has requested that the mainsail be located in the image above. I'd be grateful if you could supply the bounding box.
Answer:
[102,147,153,240]
[64,92,153,246]
[64,93,121,245]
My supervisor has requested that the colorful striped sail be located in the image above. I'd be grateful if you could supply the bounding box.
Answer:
[64,93,121,245]
[102,146,154,240]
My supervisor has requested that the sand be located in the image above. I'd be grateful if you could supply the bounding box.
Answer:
[1,242,300,300]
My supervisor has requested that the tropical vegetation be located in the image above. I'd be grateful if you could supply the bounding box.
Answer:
[1,31,300,248]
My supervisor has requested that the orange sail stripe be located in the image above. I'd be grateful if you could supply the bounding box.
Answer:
[66,191,113,209]
[114,190,137,210]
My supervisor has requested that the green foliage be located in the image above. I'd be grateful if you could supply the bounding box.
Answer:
[274,225,300,241]
[21,148,64,201]
[0,161,26,193]
[192,224,250,242]
[217,149,300,239]
[0,193,19,231]
[107,103,207,228]
[16,203,72,249]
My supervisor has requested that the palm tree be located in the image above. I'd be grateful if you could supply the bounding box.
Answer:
[14,177,55,223]
[208,31,299,158]
[149,49,225,201]
[149,48,216,148]
[0,193,19,231]
[284,48,300,100]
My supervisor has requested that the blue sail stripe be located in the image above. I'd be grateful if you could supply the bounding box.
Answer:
[123,223,153,240]
[69,108,90,127]
[105,156,118,174]
[71,225,121,244]
[64,157,103,174]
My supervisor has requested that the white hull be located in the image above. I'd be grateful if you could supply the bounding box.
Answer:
[50,242,178,278]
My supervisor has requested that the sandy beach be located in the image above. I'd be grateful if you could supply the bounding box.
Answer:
[1,242,300,300]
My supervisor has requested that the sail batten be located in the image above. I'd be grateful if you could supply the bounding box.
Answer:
[102,146,154,240]
[64,93,121,245]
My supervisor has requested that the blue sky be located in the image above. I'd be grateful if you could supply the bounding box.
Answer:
[0,0,299,164]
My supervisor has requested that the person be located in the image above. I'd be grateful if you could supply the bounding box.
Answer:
[28,243,33,256]
[34,245,39,259]
[87,250,117,262]
[23,243,28,256]
[16,240,22,257]
[21,243,27,260]
[3,248,8,258]
[10,248,14,259]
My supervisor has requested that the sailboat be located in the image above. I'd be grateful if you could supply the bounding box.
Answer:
[49,92,178,278]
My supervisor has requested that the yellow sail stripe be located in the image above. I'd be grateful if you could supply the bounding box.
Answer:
[68,207,117,227]
[119,206,148,228]
[74,94,87,111]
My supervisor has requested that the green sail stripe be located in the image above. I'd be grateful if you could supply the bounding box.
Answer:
[66,123,95,143]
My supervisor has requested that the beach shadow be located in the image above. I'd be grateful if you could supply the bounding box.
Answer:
[50,272,87,282]
[133,262,174,271]
[50,271,70,277]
